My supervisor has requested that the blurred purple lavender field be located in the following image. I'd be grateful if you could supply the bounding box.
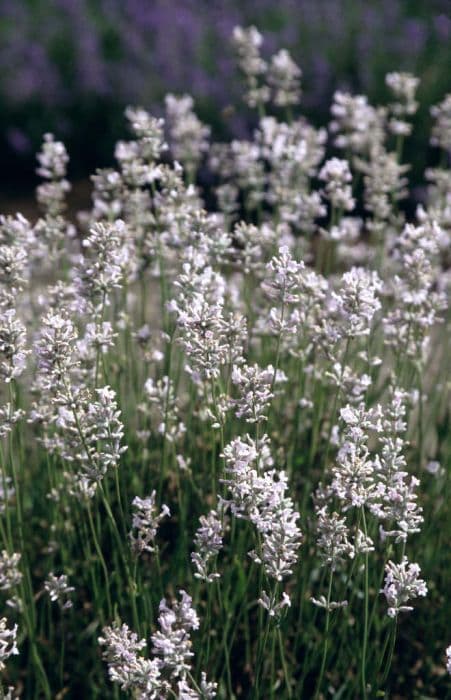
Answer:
[0,0,450,188]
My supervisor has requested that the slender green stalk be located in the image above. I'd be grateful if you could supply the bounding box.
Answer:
[87,503,112,618]
[380,620,398,687]
[314,568,334,700]
[278,627,292,698]
[360,507,370,700]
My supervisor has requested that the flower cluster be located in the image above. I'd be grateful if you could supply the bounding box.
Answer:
[382,558,427,618]
[44,573,75,610]
[231,363,286,424]
[99,591,216,698]
[191,510,224,583]
[165,94,210,178]
[129,492,170,557]
[0,618,18,672]
[222,434,302,615]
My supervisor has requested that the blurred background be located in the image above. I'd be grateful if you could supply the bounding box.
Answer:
[1,0,450,211]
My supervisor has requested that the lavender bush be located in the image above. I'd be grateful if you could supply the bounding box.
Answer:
[0,24,450,699]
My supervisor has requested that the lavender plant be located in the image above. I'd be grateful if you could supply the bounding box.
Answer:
[0,25,449,700]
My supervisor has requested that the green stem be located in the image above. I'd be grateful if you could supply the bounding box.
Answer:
[278,627,292,698]
[360,507,370,700]
[314,567,334,699]
[380,620,397,687]
[87,504,112,618]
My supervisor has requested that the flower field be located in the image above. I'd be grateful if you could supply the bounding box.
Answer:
[0,25,450,699]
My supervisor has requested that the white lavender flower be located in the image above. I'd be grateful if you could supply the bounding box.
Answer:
[261,246,304,305]
[44,573,75,610]
[0,478,14,515]
[319,158,355,212]
[151,590,199,679]
[36,133,69,181]
[191,510,223,583]
[323,215,362,243]
[90,168,123,220]
[386,72,419,135]
[260,116,326,178]
[315,506,354,571]
[230,140,265,208]
[381,557,427,618]
[83,386,127,478]
[221,434,274,518]
[173,295,228,382]
[257,117,326,235]
[397,219,445,257]
[0,216,30,307]
[311,596,348,612]
[446,646,451,675]
[143,376,185,443]
[268,49,301,107]
[258,590,291,618]
[116,106,166,192]
[177,675,217,699]
[430,94,451,153]
[82,322,116,356]
[0,213,34,254]
[215,183,239,219]
[331,405,375,508]
[0,618,18,671]
[252,490,302,583]
[353,529,375,555]
[165,94,210,178]
[0,551,22,591]
[115,140,154,189]
[55,385,126,493]
[76,220,127,311]
[383,227,447,361]
[231,363,286,424]
[333,267,382,338]
[233,221,275,274]
[0,404,25,440]
[386,72,419,115]
[35,310,78,391]
[356,148,409,227]
[222,434,302,604]
[170,278,245,383]
[371,389,423,542]
[232,26,269,109]
[99,622,162,697]
[36,133,70,217]
[100,593,214,697]
[0,309,28,383]
[199,672,218,699]
[129,492,170,556]
[260,246,317,342]
[330,91,386,155]
[125,106,167,161]
[324,364,372,404]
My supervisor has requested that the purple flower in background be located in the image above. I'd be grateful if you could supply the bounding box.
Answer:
[434,14,451,42]
[0,0,449,160]
[6,128,31,154]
